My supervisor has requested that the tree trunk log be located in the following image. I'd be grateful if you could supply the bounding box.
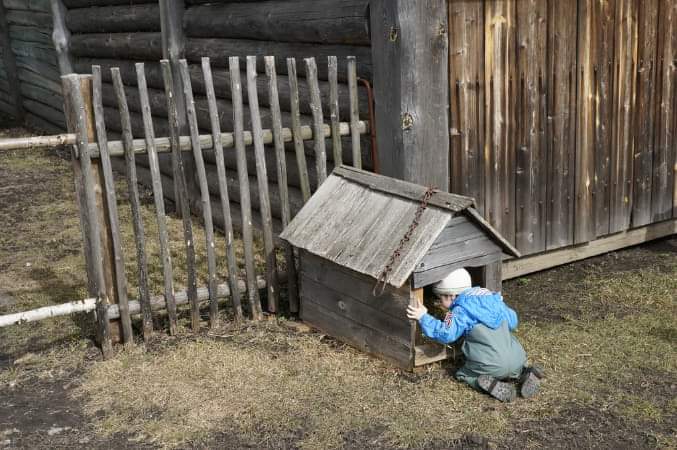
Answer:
[66,4,161,33]
[184,0,369,45]
[70,32,164,60]
[185,38,372,81]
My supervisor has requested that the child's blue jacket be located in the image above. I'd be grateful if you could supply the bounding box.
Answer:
[418,287,519,345]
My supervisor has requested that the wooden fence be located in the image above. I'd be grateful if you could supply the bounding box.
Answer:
[62,55,367,357]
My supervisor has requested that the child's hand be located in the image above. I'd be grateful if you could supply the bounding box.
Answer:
[406,304,428,320]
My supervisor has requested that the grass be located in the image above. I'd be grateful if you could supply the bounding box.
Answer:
[1,126,675,448]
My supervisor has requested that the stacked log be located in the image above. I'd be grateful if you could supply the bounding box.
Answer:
[2,0,64,131]
[65,0,371,225]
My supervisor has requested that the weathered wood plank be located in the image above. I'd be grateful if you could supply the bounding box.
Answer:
[515,0,547,254]
[62,74,112,358]
[592,0,617,237]
[448,0,484,214]
[136,62,178,335]
[247,56,278,313]
[305,57,328,186]
[412,252,502,289]
[201,57,243,321]
[0,0,24,120]
[370,0,449,189]
[229,56,262,320]
[265,56,298,313]
[632,1,659,227]
[183,0,370,45]
[545,0,577,250]
[484,0,516,244]
[160,60,200,330]
[111,67,153,339]
[287,58,312,202]
[300,250,412,321]
[328,56,342,167]
[609,0,638,233]
[91,65,133,344]
[179,59,219,327]
[575,0,614,242]
[5,10,52,28]
[482,261,502,293]
[652,0,676,221]
[66,4,161,33]
[347,55,362,170]
[415,235,501,274]
[300,294,412,370]
[300,274,411,344]
[504,219,677,279]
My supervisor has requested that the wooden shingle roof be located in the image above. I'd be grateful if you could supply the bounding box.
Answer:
[280,166,520,288]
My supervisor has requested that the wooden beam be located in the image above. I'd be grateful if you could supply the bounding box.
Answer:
[0,0,25,120]
[503,219,677,279]
[50,0,72,75]
[370,0,449,190]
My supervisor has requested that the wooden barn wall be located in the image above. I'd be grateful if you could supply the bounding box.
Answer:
[2,0,64,131]
[448,0,677,257]
[65,0,372,226]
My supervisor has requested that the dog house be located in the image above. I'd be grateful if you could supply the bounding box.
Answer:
[280,166,520,370]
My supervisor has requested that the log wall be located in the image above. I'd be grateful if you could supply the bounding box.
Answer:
[64,0,372,225]
[2,0,62,130]
[448,0,677,257]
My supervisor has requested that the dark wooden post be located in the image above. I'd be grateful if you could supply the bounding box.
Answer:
[50,0,73,75]
[62,74,122,347]
[369,0,449,190]
[0,0,25,120]
[160,0,194,214]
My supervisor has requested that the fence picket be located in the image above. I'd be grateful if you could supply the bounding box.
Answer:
[62,74,112,357]
[160,60,200,330]
[265,56,298,313]
[111,68,153,339]
[135,62,179,335]
[247,55,279,313]
[286,57,312,202]
[328,56,342,167]
[201,56,244,322]
[347,56,362,169]
[179,59,220,328]
[305,57,328,185]
[229,56,263,320]
[91,65,133,344]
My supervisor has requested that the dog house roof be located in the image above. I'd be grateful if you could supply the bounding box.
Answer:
[280,166,520,288]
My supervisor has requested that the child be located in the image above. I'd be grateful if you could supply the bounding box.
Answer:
[406,268,543,402]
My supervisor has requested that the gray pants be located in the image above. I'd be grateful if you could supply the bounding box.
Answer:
[454,322,527,391]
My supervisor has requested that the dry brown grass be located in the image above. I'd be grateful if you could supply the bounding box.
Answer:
[74,256,676,448]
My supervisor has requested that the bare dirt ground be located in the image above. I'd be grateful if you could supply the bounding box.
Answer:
[0,121,675,449]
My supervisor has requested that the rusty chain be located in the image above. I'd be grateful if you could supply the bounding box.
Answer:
[372,186,437,296]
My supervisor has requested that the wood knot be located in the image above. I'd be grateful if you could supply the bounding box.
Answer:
[401,112,414,130]
[389,26,399,42]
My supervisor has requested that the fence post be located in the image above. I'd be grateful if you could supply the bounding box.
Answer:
[160,0,195,216]
[369,0,450,190]
[62,74,121,351]
[50,0,73,75]
[0,0,25,121]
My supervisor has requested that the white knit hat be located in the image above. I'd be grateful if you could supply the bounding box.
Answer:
[432,268,472,296]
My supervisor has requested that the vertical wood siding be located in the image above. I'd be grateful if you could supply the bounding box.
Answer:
[449,0,676,256]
